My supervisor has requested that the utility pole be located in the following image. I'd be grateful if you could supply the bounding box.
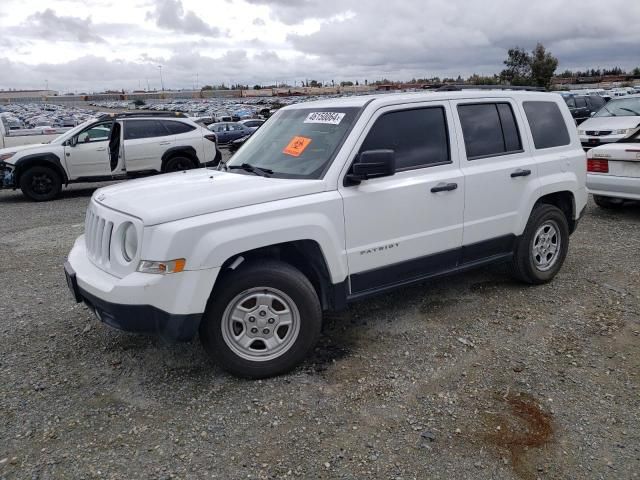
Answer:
[158,65,165,91]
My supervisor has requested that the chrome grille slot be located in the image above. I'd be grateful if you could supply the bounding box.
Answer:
[84,206,113,266]
[102,221,113,263]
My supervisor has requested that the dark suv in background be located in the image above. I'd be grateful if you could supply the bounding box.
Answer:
[560,93,608,124]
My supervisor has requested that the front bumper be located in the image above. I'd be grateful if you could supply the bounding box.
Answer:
[580,135,624,150]
[65,236,220,341]
[587,173,640,201]
[0,162,16,188]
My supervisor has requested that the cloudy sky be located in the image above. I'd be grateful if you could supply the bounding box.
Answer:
[0,0,639,92]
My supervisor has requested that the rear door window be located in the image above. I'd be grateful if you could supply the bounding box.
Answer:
[523,101,571,149]
[124,120,170,140]
[458,103,522,159]
[359,107,450,170]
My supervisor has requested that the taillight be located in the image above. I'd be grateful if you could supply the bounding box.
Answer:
[204,134,217,143]
[587,158,609,173]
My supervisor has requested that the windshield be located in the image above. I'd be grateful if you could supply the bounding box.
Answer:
[225,107,361,179]
[50,118,99,144]
[594,97,640,118]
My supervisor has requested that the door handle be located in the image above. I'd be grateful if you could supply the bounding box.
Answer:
[430,182,458,193]
[159,141,171,146]
[511,169,532,178]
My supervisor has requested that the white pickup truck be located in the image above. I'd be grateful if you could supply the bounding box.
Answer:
[65,90,588,378]
[0,118,68,149]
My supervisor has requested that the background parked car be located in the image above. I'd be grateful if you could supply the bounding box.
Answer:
[578,95,640,149]
[586,129,640,208]
[207,122,253,145]
[0,112,221,201]
[238,119,265,131]
[228,132,253,153]
[561,93,607,124]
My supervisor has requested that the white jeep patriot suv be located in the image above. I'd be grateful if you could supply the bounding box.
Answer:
[65,90,587,378]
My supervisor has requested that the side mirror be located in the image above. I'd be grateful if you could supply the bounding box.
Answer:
[346,149,396,184]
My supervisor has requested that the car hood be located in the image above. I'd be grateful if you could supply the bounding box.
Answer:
[94,169,326,226]
[0,143,54,162]
[580,116,640,131]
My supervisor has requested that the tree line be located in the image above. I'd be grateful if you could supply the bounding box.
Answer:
[197,44,639,92]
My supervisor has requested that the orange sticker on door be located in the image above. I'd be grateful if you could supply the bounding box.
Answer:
[283,136,312,157]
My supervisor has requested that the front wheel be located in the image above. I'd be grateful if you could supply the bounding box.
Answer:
[511,204,570,284]
[200,261,322,378]
[19,166,62,202]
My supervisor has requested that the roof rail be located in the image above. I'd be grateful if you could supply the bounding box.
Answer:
[96,111,188,120]
[436,84,546,92]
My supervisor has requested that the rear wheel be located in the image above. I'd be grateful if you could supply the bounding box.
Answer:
[19,166,62,202]
[593,195,624,209]
[164,156,197,172]
[200,261,322,378]
[511,204,569,284]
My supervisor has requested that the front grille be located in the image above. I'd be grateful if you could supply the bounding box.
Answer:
[85,207,114,266]
[586,131,612,137]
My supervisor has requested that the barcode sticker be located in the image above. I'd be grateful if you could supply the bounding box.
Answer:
[304,112,345,125]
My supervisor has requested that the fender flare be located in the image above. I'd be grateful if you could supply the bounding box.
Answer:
[14,152,69,184]
[161,146,200,170]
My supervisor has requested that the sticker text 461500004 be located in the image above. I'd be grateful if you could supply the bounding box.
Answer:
[304,112,346,125]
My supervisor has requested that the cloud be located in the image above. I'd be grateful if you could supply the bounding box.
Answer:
[245,0,348,24]
[146,0,221,36]
[1,0,640,92]
[22,9,106,43]
[283,0,640,76]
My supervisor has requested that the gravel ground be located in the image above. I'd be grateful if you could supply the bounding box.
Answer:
[0,174,638,480]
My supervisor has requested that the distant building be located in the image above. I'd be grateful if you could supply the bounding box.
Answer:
[0,89,58,100]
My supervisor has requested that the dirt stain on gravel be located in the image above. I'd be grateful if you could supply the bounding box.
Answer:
[303,341,351,374]
[482,392,555,480]
[469,279,517,292]
[419,297,460,314]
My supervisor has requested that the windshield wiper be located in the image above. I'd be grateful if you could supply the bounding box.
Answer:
[601,106,616,116]
[619,107,640,116]
[228,163,273,177]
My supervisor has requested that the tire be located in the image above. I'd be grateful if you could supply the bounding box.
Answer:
[200,260,322,378]
[593,195,624,209]
[164,156,197,172]
[511,204,570,285]
[19,166,62,202]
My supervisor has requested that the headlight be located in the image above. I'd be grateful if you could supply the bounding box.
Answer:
[0,152,16,162]
[121,222,138,262]
[578,130,585,135]
[613,128,631,135]
[137,259,186,274]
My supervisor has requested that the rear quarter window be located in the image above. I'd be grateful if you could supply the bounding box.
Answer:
[523,101,571,149]
[162,121,196,135]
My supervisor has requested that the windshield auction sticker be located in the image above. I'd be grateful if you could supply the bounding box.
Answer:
[283,136,312,157]
[304,112,346,125]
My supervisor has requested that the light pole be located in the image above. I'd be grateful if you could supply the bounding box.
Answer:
[158,65,165,91]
